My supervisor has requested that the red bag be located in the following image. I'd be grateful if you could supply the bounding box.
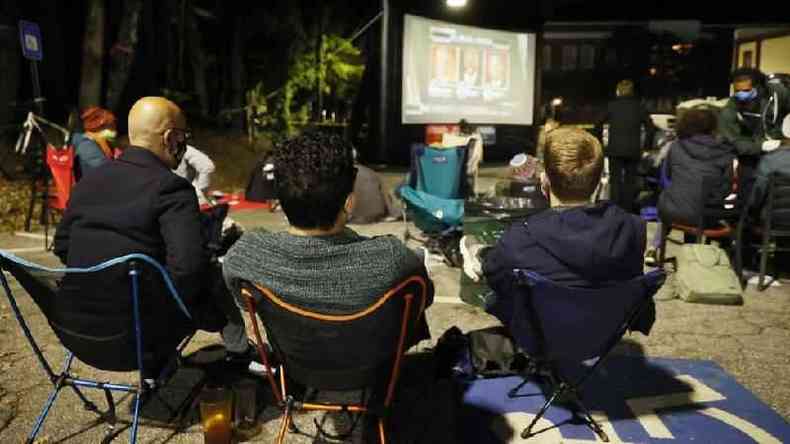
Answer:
[45,144,75,211]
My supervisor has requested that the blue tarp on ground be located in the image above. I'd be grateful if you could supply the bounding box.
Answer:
[459,356,789,443]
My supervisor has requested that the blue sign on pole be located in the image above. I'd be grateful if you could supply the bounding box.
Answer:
[19,20,43,61]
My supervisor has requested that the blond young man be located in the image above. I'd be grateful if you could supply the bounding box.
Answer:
[462,128,652,331]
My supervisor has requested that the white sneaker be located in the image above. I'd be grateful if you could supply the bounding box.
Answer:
[460,235,486,282]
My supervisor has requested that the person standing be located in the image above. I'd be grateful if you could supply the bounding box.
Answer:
[596,80,655,212]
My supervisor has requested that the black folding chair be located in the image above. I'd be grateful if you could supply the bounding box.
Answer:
[735,173,790,290]
[239,275,429,444]
[487,269,665,441]
[0,251,195,443]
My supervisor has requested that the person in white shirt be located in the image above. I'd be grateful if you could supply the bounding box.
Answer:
[174,145,215,205]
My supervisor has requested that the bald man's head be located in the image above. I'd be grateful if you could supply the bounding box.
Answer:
[128,97,188,168]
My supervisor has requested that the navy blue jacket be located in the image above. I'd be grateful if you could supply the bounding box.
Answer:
[483,202,653,334]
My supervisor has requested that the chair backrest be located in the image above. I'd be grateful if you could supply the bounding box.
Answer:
[0,252,191,372]
[487,270,665,362]
[409,143,468,200]
[765,173,790,229]
[241,275,428,391]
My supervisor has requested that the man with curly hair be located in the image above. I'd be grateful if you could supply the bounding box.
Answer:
[223,132,434,322]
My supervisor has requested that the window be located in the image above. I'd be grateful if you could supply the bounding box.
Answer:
[742,50,753,68]
[561,45,578,71]
[542,44,552,71]
[580,45,595,70]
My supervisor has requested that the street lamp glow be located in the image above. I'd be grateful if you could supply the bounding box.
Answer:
[551,97,563,107]
[447,0,467,8]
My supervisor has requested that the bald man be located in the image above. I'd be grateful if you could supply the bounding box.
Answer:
[54,97,263,380]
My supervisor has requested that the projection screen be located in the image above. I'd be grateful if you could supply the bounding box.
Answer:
[402,14,537,125]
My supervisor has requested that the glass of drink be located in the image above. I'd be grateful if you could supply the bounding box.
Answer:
[200,386,232,444]
[234,379,262,440]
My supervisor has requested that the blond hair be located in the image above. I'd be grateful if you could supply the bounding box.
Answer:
[616,79,634,97]
[544,127,603,202]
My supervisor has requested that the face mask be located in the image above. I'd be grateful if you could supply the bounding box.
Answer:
[99,129,117,141]
[734,88,757,102]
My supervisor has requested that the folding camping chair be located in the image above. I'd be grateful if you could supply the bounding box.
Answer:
[735,173,790,290]
[239,275,429,444]
[487,269,665,441]
[398,142,470,240]
[43,144,75,249]
[0,251,195,444]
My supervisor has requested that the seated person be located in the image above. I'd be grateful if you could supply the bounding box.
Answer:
[54,97,262,379]
[656,108,736,243]
[462,127,653,332]
[175,144,215,205]
[223,132,433,336]
[748,114,790,213]
[349,148,400,224]
[72,106,118,181]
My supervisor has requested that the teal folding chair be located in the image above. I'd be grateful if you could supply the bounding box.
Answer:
[0,251,195,443]
[398,142,469,240]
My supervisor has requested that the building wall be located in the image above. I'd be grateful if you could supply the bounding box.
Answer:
[760,35,790,74]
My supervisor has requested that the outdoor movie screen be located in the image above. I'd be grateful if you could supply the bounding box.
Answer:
[401,14,536,125]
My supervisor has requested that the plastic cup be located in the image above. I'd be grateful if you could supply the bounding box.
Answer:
[200,386,232,444]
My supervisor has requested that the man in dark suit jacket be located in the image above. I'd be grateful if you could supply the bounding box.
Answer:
[596,80,655,213]
[54,97,261,378]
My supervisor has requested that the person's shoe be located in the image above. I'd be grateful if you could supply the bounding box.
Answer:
[460,235,486,281]
[644,247,658,267]
[226,343,277,377]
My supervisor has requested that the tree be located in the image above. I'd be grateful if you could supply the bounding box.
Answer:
[105,0,142,111]
[78,0,104,109]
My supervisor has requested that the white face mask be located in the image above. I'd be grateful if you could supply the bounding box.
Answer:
[99,129,118,141]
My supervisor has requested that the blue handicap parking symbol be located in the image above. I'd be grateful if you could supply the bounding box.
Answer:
[19,20,43,61]
[459,357,789,443]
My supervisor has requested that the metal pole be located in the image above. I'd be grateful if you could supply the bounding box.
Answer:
[377,0,389,163]
[25,60,46,232]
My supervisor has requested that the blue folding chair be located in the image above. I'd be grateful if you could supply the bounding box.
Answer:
[486,269,666,441]
[398,142,470,237]
[0,251,195,443]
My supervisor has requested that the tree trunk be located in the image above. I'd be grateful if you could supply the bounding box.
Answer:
[186,2,209,117]
[0,18,20,126]
[105,0,142,111]
[229,13,245,129]
[79,0,105,109]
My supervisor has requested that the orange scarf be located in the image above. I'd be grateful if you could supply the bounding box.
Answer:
[85,132,114,158]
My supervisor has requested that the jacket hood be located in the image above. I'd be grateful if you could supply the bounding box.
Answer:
[527,202,644,283]
[675,135,733,162]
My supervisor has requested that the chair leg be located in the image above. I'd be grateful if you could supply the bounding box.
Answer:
[759,232,770,291]
[658,223,669,267]
[378,418,387,444]
[520,384,564,439]
[129,390,143,444]
[571,392,609,442]
[27,384,64,444]
[507,377,532,398]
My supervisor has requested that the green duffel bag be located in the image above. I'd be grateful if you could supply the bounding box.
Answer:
[675,244,743,305]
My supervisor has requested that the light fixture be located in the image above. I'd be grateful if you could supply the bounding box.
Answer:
[447,0,467,8]
[551,97,563,107]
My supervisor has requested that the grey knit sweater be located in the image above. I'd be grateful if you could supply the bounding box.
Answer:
[222,228,431,314]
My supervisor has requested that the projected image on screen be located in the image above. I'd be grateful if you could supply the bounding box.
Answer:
[402,14,536,125]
